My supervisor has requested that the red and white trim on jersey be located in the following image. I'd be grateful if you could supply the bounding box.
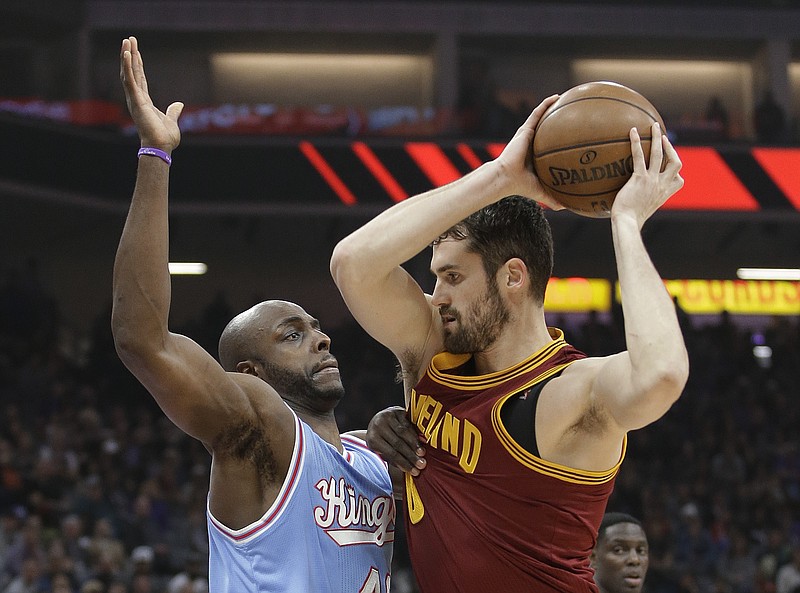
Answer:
[208,412,305,545]
[341,435,389,472]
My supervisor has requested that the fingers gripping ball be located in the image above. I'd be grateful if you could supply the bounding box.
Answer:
[532,81,665,218]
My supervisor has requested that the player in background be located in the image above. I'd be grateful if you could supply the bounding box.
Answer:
[591,512,649,593]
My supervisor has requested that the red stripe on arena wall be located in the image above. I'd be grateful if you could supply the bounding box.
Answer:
[299,141,358,206]
[751,148,800,212]
[456,143,484,170]
[352,142,408,203]
[664,147,759,211]
[405,143,462,187]
[485,143,505,159]
[486,142,760,211]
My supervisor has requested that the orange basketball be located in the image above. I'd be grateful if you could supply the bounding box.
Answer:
[532,81,665,218]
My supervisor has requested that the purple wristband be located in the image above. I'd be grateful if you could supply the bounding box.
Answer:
[137,147,172,166]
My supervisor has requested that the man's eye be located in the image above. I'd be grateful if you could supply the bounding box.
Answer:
[284,331,300,341]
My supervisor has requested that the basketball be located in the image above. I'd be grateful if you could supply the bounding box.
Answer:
[532,81,665,218]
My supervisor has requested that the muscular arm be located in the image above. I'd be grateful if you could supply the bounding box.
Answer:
[592,125,689,432]
[330,96,561,369]
[111,38,255,447]
[535,126,688,471]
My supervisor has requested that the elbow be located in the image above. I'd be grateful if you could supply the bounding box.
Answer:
[110,321,142,365]
[673,346,690,396]
[651,337,690,399]
[330,239,365,288]
[653,354,690,407]
[111,305,152,365]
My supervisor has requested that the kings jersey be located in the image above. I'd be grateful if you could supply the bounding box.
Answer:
[405,329,625,593]
[207,410,395,593]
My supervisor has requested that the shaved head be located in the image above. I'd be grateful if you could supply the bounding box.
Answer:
[218,300,304,371]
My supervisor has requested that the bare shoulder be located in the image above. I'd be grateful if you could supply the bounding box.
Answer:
[560,350,631,380]
[546,354,611,392]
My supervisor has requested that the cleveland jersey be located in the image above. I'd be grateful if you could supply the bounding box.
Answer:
[405,328,625,593]
[207,410,395,593]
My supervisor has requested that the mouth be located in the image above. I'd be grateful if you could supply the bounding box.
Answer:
[623,574,642,587]
[313,357,340,376]
[439,309,457,326]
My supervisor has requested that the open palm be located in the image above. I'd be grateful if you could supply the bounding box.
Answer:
[120,36,183,151]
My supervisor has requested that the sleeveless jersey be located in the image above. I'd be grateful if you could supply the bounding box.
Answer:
[404,328,625,593]
[207,410,395,593]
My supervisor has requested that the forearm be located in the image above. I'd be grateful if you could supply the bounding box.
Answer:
[612,213,688,387]
[111,156,172,350]
[332,160,511,277]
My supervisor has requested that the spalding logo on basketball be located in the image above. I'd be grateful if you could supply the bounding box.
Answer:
[532,81,665,218]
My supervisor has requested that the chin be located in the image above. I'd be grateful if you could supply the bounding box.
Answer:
[317,383,345,403]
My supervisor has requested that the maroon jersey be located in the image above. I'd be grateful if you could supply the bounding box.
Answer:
[405,329,626,593]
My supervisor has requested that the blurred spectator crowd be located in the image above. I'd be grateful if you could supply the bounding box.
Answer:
[0,260,798,593]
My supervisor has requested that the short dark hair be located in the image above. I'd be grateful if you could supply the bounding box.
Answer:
[436,196,554,305]
[597,512,644,543]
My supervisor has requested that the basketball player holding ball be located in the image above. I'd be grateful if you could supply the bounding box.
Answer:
[331,93,688,592]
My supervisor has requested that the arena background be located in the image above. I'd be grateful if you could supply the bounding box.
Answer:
[0,2,798,593]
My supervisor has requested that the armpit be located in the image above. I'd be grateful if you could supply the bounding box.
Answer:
[213,420,279,485]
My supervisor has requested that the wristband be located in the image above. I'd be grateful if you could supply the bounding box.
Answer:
[137,147,172,166]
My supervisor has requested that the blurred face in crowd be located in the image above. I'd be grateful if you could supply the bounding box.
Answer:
[51,573,73,593]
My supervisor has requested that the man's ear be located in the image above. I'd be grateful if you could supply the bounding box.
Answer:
[236,360,258,376]
[504,258,527,290]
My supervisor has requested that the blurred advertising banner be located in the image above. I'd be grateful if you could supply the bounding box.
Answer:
[665,279,800,315]
[546,279,799,315]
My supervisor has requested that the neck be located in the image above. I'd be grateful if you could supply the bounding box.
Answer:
[289,404,343,452]
[471,308,553,375]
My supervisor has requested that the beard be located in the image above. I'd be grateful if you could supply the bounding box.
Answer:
[260,359,345,409]
[441,278,510,354]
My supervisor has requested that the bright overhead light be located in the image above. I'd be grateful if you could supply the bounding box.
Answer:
[736,268,800,281]
[168,262,208,276]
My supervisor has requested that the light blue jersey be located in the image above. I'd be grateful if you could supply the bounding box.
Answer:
[207,410,395,593]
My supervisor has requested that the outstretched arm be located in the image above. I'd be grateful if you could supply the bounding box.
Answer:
[330,96,562,370]
[111,37,253,446]
[593,123,689,432]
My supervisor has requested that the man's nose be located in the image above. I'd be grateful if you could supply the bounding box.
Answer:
[431,281,449,308]
[315,330,331,351]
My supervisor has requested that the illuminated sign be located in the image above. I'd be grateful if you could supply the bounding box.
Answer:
[544,278,611,312]
[665,279,800,315]
[545,278,800,315]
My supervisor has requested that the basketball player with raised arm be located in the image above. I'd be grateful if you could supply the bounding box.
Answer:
[330,96,688,591]
[113,37,394,593]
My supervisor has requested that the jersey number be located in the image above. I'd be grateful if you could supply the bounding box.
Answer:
[359,568,390,593]
[405,473,425,524]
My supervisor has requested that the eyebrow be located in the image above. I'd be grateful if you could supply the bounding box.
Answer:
[276,316,320,330]
[608,538,648,546]
[431,263,459,275]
